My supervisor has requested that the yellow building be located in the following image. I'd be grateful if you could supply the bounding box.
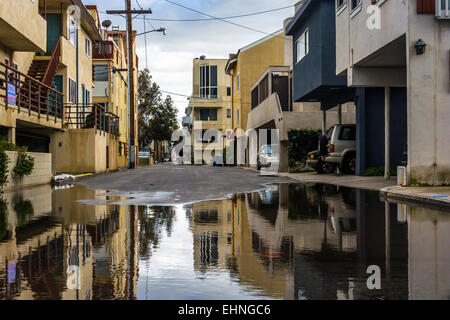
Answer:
[91,24,139,168]
[0,0,139,175]
[225,30,289,132]
[189,57,232,163]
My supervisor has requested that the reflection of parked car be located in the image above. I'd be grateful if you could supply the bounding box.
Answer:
[257,145,279,171]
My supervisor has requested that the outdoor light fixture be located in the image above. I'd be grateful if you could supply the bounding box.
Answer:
[414,39,427,55]
[137,27,167,37]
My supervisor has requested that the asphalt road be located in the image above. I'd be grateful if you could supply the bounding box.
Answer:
[77,164,296,205]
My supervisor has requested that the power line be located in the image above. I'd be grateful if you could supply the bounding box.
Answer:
[164,0,290,40]
[99,4,294,22]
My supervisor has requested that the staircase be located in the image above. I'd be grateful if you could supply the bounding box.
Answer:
[27,60,50,83]
[27,36,61,87]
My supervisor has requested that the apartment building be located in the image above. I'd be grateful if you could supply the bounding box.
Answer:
[91,25,139,168]
[0,0,139,176]
[189,57,232,163]
[335,0,450,185]
[225,31,288,133]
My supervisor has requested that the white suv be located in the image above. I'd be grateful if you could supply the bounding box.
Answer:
[324,124,356,174]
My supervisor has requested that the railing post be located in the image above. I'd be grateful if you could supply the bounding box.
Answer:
[5,66,8,110]
[94,105,97,134]
[46,89,50,121]
[17,74,21,113]
[37,84,41,119]
[28,79,31,116]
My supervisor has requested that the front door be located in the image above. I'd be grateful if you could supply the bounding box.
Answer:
[46,14,61,56]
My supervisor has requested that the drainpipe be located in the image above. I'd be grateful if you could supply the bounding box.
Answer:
[385,87,391,180]
[76,18,79,128]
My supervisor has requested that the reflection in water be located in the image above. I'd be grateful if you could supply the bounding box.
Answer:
[0,183,449,300]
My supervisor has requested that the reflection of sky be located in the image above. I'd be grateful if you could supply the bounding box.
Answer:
[136,206,276,300]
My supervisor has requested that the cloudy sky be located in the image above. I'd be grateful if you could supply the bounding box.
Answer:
[92,0,296,121]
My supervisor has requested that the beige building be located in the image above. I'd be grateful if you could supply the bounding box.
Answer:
[188,57,232,163]
[336,0,450,185]
[0,0,142,176]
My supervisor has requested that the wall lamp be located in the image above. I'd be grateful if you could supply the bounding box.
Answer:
[414,39,427,55]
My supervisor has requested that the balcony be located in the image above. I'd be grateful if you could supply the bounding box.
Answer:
[0,61,63,122]
[0,0,47,52]
[251,66,291,112]
[64,103,119,138]
[93,41,115,60]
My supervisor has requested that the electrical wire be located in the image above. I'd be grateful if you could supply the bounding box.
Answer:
[164,0,290,41]
[98,4,294,22]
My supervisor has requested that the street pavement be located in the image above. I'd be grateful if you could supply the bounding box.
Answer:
[77,164,297,205]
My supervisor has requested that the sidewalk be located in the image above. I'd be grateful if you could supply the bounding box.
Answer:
[380,186,450,210]
[269,170,450,210]
[278,171,397,191]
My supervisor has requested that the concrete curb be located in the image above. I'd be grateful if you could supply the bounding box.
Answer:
[380,186,450,210]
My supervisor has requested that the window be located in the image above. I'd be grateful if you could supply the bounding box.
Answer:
[94,65,109,81]
[199,108,218,121]
[339,126,356,141]
[296,29,309,63]
[336,0,346,10]
[68,16,77,46]
[237,109,240,125]
[227,109,231,118]
[68,78,77,103]
[227,87,231,96]
[351,0,362,11]
[200,65,218,99]
[236,73,240,92]
[85,89,90,104]
[85,38,91,57]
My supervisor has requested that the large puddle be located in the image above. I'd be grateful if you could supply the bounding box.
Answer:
[0,183,449,300]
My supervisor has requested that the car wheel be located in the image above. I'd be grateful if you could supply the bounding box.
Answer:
[343,154,356,175]
[315,160,325,174]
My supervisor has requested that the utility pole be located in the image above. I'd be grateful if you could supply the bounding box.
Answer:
[107,3,152,169]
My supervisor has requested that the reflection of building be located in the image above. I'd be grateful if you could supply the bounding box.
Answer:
[191,200,234,270]
[0,185,139,300]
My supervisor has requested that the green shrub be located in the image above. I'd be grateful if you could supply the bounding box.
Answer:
[13,195,34,226]
[363,167,397,177]
[13,151,34,177]
[288,129,322,169]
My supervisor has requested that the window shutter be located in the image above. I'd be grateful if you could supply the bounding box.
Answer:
[417,0,436,14]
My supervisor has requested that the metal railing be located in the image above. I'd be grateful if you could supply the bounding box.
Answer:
[64,103,119,138]
[0,61,63,121]
[93,41,115,60]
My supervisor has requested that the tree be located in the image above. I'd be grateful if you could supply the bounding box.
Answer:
[138,69,179,161]
[138,69,162,148]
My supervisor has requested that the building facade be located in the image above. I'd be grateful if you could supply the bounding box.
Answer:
[189,57,232,163]
[0,0,139,177]
[335,0,450,185]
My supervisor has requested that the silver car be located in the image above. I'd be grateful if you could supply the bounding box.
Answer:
[257,145,279,171]
[324,124,356,174]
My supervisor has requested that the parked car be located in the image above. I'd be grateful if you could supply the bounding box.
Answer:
[257,145,279,171]
[324,124,356,174]
[307,150,337,174]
